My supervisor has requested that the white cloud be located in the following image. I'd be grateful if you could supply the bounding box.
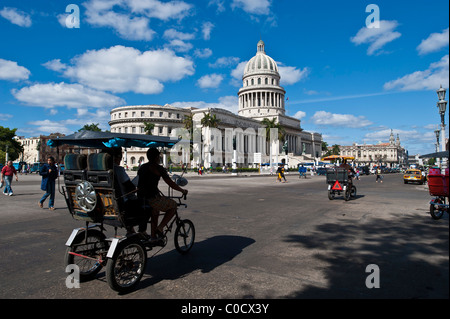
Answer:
[42,59,68,72]
[350,20,401,55]
[292,111,306,120]
[197,73,224,89]
[0,113,13,121]
[202,22,214,40]
[172,95,239,114]
[417,28,449,55]
[231,0,271,15]
[311,111,373,128]
[126,0,192,20]
[0,7,31,27]
[165,39,193,52]
[82,0,192,40]
[278,65,309,85]
[27,119,74,135]
[384,55,449,91]
[209,57,240,68]
[194,48,213,59]
[363,128,437,154]
[12,82,125,109]
[62,45,194,94]
[0,58,30,81]
[163,28,195,41]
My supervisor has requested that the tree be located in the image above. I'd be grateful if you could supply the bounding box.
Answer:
[143,122,155,135]
[323,144,340,157]
[200,112,220,128]
[78,123,101,132]
[261,117,285,142]
[0,126,24,163]
[200,112,220,166]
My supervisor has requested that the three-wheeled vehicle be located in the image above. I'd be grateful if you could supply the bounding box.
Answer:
[48,131,195,293]
[419,151,449,220]
[322,155,357,201]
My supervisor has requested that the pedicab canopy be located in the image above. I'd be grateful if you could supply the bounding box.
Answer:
[419,151,449,159]
[321,155,355,161]
[47,130,180,149]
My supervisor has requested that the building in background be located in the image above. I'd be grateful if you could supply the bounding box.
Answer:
[109,40,322,169]
[339,130,408,167]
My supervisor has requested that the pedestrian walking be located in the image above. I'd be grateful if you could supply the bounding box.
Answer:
[375,167,383,183]
[276,165,287,183]
[1,160,18,196]
[39,156,58,210]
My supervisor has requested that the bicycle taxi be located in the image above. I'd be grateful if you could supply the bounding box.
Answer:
[48,131,195,293]
[322,155,357,201]
[420,151,449,220]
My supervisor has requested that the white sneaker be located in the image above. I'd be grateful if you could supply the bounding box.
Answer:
[8,192,13,196]
[3,192,8,196]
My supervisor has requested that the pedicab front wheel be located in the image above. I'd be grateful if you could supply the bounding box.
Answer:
[174,219,195,254]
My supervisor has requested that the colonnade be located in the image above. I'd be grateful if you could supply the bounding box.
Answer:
[239,91,284,109]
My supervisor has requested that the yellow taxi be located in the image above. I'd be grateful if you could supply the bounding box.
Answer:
[403,169,425,184]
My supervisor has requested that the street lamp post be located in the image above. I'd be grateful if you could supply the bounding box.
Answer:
[436,85,447,169]
[434,128,440,166]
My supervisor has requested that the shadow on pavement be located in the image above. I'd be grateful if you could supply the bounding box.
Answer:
[138,235,255,290]
[283,212,448,298]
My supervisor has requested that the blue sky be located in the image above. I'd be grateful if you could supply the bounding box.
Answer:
[0,0,448,155]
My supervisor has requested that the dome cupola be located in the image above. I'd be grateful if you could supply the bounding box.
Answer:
[238,40,286,118]
[244,40,279,76]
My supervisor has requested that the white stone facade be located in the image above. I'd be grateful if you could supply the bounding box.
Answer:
[339,131,408,167]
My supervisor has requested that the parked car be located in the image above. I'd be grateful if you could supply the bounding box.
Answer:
[403,169,426,184]
[316,167,327,175]
[358,166,370,175]
[30,162,43,174]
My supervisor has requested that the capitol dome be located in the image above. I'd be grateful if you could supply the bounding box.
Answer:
[244,40,279,76]
[238,40,285,118]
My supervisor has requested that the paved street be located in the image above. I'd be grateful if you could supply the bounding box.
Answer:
[0,171,448,300]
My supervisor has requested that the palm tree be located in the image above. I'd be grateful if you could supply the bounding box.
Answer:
[200,112,220,128]
[143,122,154,135]
[182,115,194,163]
[200,112,221,167]
[261,117,285,168]
[261,118,285,142]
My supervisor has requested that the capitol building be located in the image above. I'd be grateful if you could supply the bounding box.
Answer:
[109,40,322,169]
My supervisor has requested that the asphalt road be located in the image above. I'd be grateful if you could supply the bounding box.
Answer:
[0,171,448,300]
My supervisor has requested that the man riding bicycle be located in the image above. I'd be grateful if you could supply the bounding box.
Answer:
[339,159,356,185]
[137,148,188,243]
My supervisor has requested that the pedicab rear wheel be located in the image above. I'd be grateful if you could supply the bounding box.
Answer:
[106,238,147,293]
[430,198,444,220]
[64,229,106,281]
[328,190,335,200]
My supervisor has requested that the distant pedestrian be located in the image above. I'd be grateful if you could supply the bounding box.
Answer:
[39,156,58,210]
[276,165,287,183]
[375,167,383,183]
[1,160,18,196]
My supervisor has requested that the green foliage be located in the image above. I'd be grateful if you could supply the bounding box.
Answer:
[78,123,101,132]
[0,126,24,163]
